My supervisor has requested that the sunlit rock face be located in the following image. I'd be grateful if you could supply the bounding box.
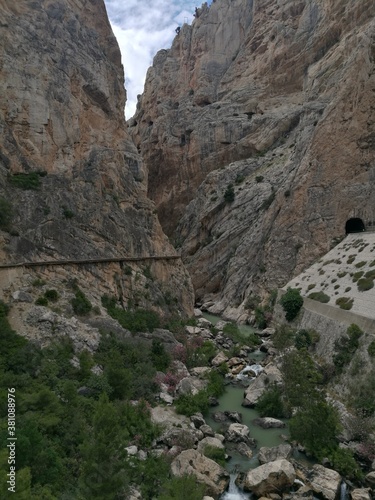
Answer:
[0,0,194,316]
[133,0,375,318]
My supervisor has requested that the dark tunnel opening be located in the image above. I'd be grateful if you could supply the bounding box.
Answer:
[345,218,366,234]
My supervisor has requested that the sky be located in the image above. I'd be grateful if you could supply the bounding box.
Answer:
[103,0,208,119]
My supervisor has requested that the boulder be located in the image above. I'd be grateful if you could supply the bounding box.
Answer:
[215,320,228,331]
[194,308,203,317]
[244,459,296,496]
[171,360,190,378]
[254,417,286,429]
[171,449,230,497]
[197,436,225,453]
[157,427,197,448]
[242,373,268,407]
[190,366,211,377]
[125,445,138,456]
[225,411,243,423]
[365,471,375,487]
[12,290,33,303]
[351,488,372,500]
[227,357,244,368]
[201,424,215,437]
[225,423,251,444]
[211,351,229,366]
[237,442,253,458]
[258,444,292,464]
[159,392,174,405]
[190,413,206,429]
[212,411,228,423]
[176,376,207,396]
[309,465,342,500]
[185,325,202,335]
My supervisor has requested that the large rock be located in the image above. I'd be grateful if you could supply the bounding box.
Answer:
[309,465,342,500]
[171,449,230,498]
[365,471,375,487]
[258,444,292,464]
[244,459,296,496]
[197,436,225,454]
[351,488,372,500]
[225,423,252,444]
[254,417,286,429]
[211,351,229,367]
[242,372,269,407]
[176,376,207,396]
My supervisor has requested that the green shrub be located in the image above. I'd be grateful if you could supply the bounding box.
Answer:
[158,475,206,500]
[101,295,160,333]
[335,297,353,310]
[308,291,330,303]
[36,296,48,306]
[255,175,264,183]
[368,340,375,357]
[365,269,375,279]
[272,324,296,350]
[62,208,74,219]
[0,197,12,231]
[175,390,209,417]
[32,278,46,287]
[355,261,367,268]
[328,448,363,481]
[294,329,312,350]
[333,324,363,374]
[8,172,45,190]
[224,184,235,203]
[279,288,303,321]
[71,288,92,315]
[357,278,374,292]
[44,289,59,302]
[352,271,364,282]
[203,445,226,466]
[256,384,285,418]
[307,284,316,291]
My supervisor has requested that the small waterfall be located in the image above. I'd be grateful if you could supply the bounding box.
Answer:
[236,364,263,381]
[340,480,349,500]
[220,474,250,500]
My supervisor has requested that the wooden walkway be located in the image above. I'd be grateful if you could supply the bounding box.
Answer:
[0,255,182,270]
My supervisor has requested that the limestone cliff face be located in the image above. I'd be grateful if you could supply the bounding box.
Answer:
[0,0,194,318]
[132,0,375,319]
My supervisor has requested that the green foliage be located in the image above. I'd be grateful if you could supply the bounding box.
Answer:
[32,278,46,287]
[151,339,171,371]
[101,295,160,333]
[272,324,296,350]
[203,445,226,466]
[328,448,363,481]
[352,271,364,282]
[308,291,330,303]
[158,475,206,500]
[256,384,285,418]
[333,324,363,374]
[36,296,49,306]
[44,289,59,302]
[175,390,210,417]
[62,207,74,219]
[8,171,45,190]
[255,175,264,183]
[71,287,92,315]
[357,277,374,292]
[368,340,375,357]
[289,400,341,460]
[294,329,312,350]
[280,288,303,321]
[336,297,353,310]
[224,184,235,203]
[0,196,12,231]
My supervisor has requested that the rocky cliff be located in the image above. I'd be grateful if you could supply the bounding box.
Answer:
[132,0,375,319]
[0,0,194,331]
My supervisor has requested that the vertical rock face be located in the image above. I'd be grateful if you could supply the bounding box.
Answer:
[132,0,375,317]
[0,0,194,315]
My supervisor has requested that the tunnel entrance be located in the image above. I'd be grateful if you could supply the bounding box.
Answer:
[345,218,366,234]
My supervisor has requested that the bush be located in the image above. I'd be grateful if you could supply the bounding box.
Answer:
[71,288,92,315]
[335,297,353,310]
[308,291,330,303]
[368,340,375,357]
[203,445,226,466]
[272,324,296,350]
[158,475,206,500]
[328,448,363,481]
[101,295,160,333]
[224,184,235,203]
[8,172,45,190]
[357,278,374,292]
[175,390,209,417]
[279,288,303,321]
[35,296,48,306]
[0,197,12,231]
[255,175,264,183]
[294,329,312,350]
[44,290,59,302]
[333,324,363,374]
[256,385,285,418]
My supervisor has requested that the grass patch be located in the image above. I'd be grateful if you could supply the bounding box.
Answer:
[308,291,330,303]
[8,171,46,190]
[336,297,354,310]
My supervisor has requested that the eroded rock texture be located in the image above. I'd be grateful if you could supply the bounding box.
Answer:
[132,0,375,319]
[0,0,194,316]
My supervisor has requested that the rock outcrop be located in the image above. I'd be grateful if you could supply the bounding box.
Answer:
[309,464,342,500]
[132,0,375,318]
[0,0,194,331]
[171,449,230,498]
[244,459,296,496]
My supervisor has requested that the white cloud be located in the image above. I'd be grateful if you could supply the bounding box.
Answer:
[104,0,204,118]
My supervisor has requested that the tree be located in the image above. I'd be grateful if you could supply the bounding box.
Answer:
[279,288,303,321]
